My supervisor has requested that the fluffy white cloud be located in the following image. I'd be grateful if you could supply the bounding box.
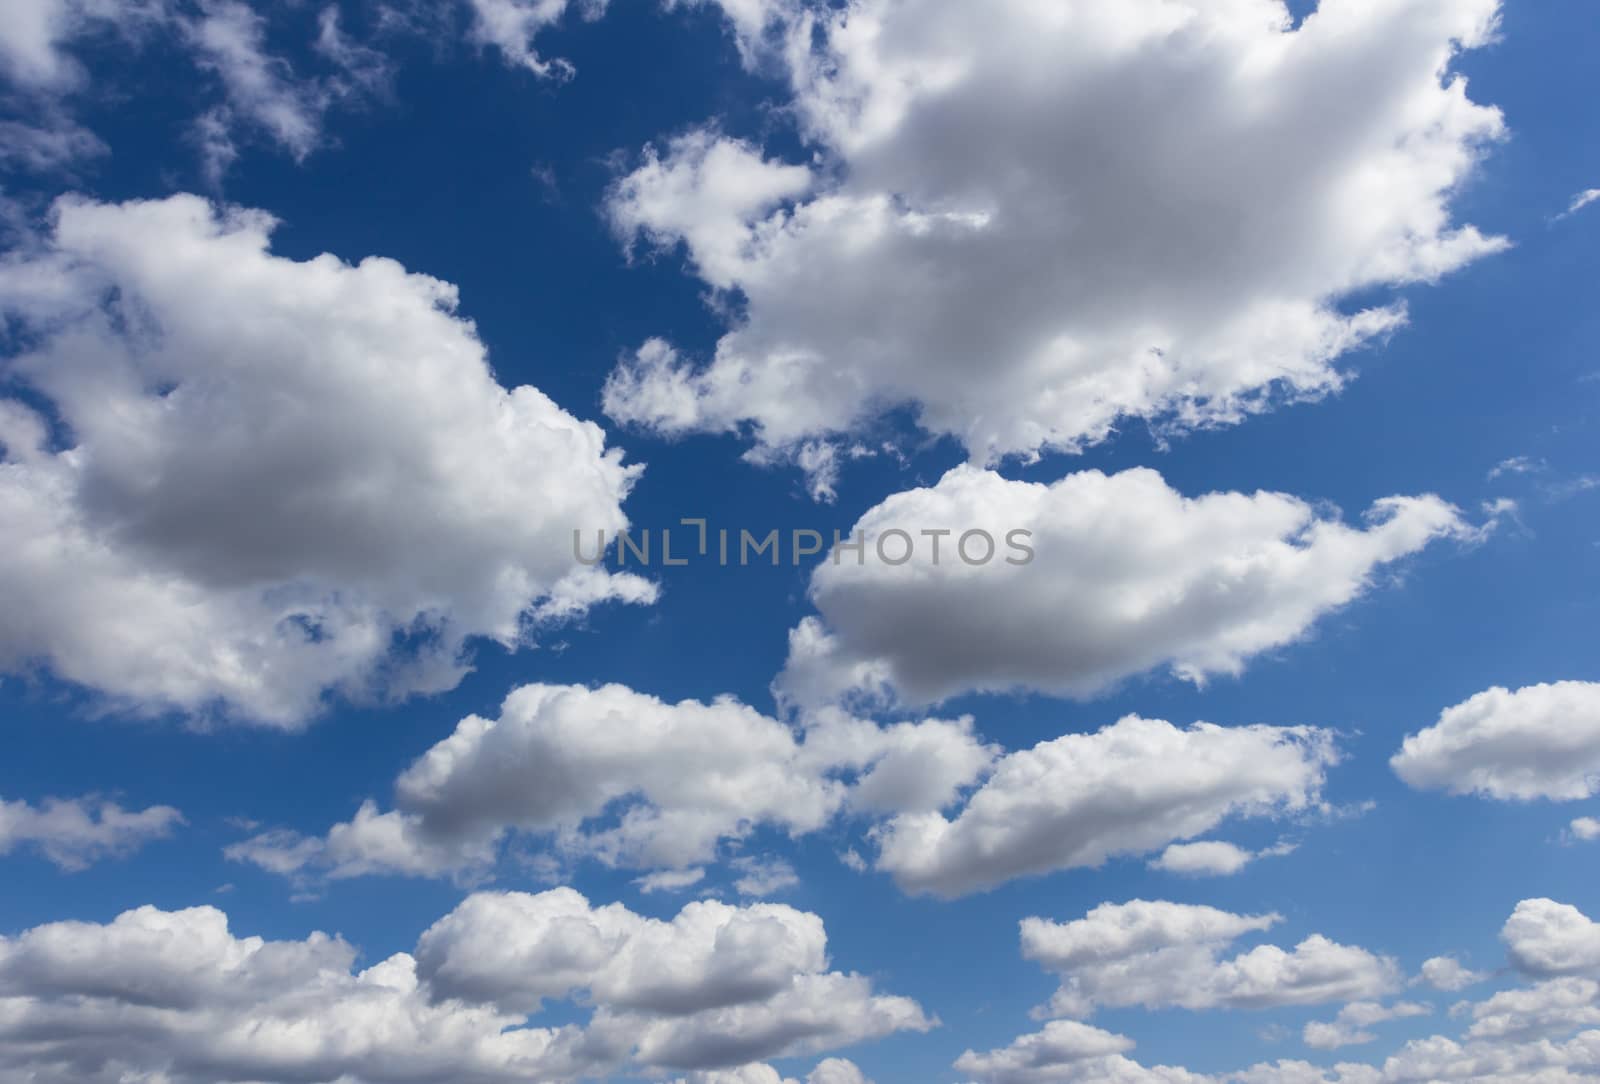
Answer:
[0,195,653,726]
[412,887,827,1014]
[1463,978,1600,1043]
[968,899,1600,1083]
[1303,1001,1432,1050]
[0,889,928,1082]
[778,465,1481,708]
[1020,900,1399,1018]
[1502,899,1600,978]
[0,793,181,870]
[1421,956,1487,992]
[955,1020,1209,1084]
[872,715,1335,896]
[1149,840,1295,877]
[1570,817,1600,842]
[673,1058,873,1084]
[1391,682,1600,801]
[605,0,1507,478]
[227,681,995,881]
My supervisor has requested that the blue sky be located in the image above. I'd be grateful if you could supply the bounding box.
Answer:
[0,2,1598,1082]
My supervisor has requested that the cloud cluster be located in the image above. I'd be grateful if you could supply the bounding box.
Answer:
[0,888,929,1083]
[1019,900,1398,1019]
[1303,1001,1432,1050]
[0,0,393,178]
[227,682,996,881]
[0,195,652,726]
[0,792,181,870]
[606,0,1507,481]
[962,899,1600,1084]
[778,465,1482,708]
[1391,681,1600,800]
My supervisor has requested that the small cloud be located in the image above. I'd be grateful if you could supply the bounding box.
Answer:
[1148,838,1296,877]
[1417,955,1486,992]
[730,855,799,897]
[1554,188,1600,221]
[633,867,707,894]
[1567,816,1600,843]
[1487,455,1545,481]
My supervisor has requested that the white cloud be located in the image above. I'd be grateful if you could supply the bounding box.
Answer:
[872,715,1335,897]
[0,0,165,90]
[1556,188,1600,221]
[637,867,710,894]
[1303,1001,1431,1050]
[0,889,929,1082]
[466,0,601,78]
[954,1019,1206,1084]
[1569,817,1600,842]
[184,0,328,165]
[1391,682,1600,801]
[1148,839,1295,878]
[605,0,1507,479]
[1502,899,1600,978]
[777,465,1483,709]
[0,793,181,870]
[1420,956,1487,992]
[672,1059,874,1084]
[0,195,653,726]
[1463,978,1600,1042]
[968,899,1600,1084]
[1020,900,1399,1019]
[227,682,995,882]
[730,855,800,897]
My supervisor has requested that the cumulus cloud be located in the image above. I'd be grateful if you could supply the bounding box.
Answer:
[1020,900,1399,1019]
[0,888,929,1082]
[1569,817,1600,842]
[1149,840,1295,877]
[954,1019,1206,1084]
[0,793,181,870]
[871,715,1335,897]
[1303,1001,1432,1050]
[1391,682,1600,801]
[605,0,1507,481]
[227,682,995,882]
[969,898,1600,1083]
[777,465,1483,709]
[1420,956,1487,992]
[1502,899,1600,978]
[0,195,653,726]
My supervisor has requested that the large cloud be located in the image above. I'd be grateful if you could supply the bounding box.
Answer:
[777,465,1481,708]
[871,714,1336,897]
[0,195,653,726]
[1391,682,1600,801]
[604,0,1507,482]
[0,888,929,1083]
[1019,900,1398,1018]
[226,682,996,881]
